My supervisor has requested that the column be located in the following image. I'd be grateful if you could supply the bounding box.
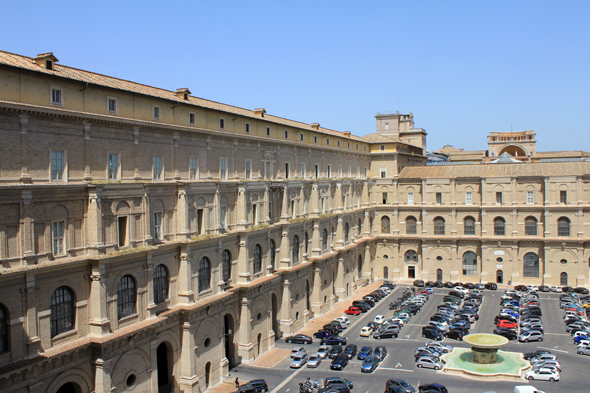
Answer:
[178,245,194,304]
[450,179,456,205]
[279,281,293,335]
[481,179,486,205]
[310,183,319,217]
[334,258,345,299]
[133,128,141,180]
[144,189,153,242]
[238,299,253,362]
[176,185,190,240]
[361,181,370,207]
[88,262,111,336]
[311,219,321,256]
[173,132,180,180]
[335,214,344,248]
[179,322,199,393]
[334,183,343,213]
[21,190,35,263]
[280,185,290,223]
[93,358,113,393]
[87,189,104,255]
[236,184,247,230]
[363,210,370,238]
[145,253,157,318]
[279,228,290,268]
[19,115,31,183]
[236,234,250,283]
[84,123,92,181]
[25,273,42,357]
[311,267,322,314]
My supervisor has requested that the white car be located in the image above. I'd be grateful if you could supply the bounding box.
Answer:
[453,286,469,295]
[336,316,350,327]
[533,360,562,371]
[374,315,386,324]
[291,347,307,358]
[360,326,374,337]
[550,286,563,293]
[525,368,560,382]
[379,286,392,294]
[290,352,308,368]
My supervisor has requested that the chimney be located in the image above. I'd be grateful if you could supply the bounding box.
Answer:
[175,88,191,100]
[343,131,351,137]
[33,52,59,70]
[311,123,320,130]
[254,108,266,117]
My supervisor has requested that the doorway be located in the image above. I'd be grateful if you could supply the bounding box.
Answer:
[224,314,235,368]
[408,266,415,279]
[56,383,81,393]
[561,272,568,286]
[256,333,262,357]
[271,294,280,339]
[157,342,172,393]
[383,266,389,280]
[496,270,503,284]
[436,269,442,282]
[118,216,128,247]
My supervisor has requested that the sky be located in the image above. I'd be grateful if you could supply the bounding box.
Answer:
[3,1,589,152]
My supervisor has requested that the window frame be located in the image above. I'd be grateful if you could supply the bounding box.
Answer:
[117,275,137,320]
[462,251,477,276]
[266,126,270,136]
[407,192,414,205]
[301,163,306,179]
[557,217,570,237]
[253,244,262,273]
[434,217,445,235]
[496,192,503,205]
[465,191,472,205]
[436,192,442,205]
[222,250,232,282]
[406,216,417,234]
[52,220,66,256]
[380,167,387,178]
[50,86,63,106]
[525,216,537,236]
[152,105,161,120]
[245,160,252,180]
[152,155,163,180]
[219,118,225,130]
[153,211,163,240]
[107,152,120,181]
[219,158,227,180]
[245,122,250,134]
[50,149,67,182]
[284,130,289,139]
[198,257,212,292]
[189,157,198,180]
[292,235,300,264]
[523,252,540,278]
[50,286,75,338]
[300,133,304,142]
[494,217,506,236]
[153,264,169,304]
[527,190,534,204]
[189,112,196,125]
[464,216,476,235]
[560,190,567,204]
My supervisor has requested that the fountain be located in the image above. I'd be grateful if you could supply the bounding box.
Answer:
[440,333,530,381]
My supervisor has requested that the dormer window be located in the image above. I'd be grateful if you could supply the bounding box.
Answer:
[175,88,191,100]
[184,93,188,100]
[46,60,53,70]
[34,52,59,70]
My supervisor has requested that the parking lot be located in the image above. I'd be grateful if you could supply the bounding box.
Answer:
[229,282,590,393]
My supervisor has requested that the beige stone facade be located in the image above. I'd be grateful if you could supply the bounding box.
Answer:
[0,50,588,393]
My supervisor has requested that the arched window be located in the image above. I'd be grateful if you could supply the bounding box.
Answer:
[344,223,350,243]
[523,252,539,277]
[525,216,537,236]
[464,216,475,235]
[462,251,477,276]
[153,264,169,304]
[269,240,276,269]
[381,216,390,234]
[322,229,328,251]
[561,272,568,286]
[434,217,445,235]
[253,244,262,273]
[198,257,211,292]
[494,217,505,236]
[50,286,75,338]
[0,304,8,353]
[117,275,136,320]
[292,235,300,264]
[304,232,309,255]
[222,250,232,282]
[358,255,363,279]
[406,216,417,235]
[558,217,570,237]
[404,250,418,263]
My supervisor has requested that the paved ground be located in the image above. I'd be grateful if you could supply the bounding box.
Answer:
[224,281,589,393]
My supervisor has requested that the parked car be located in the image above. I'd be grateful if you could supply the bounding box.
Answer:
[335,316,350,327]
[519,330,544,342]
[386,379,416,393]
[307,353,321,368]
[317,346,329,358]
[325,378,353,390]
[285,334,312,344]
[290,347,307,357]
[314,330,332,339]
[321,336,347,345]
[538,285,550,292]
[330,354,349,370]
[533,360,562,371]
[494,328,518,340]
[497,320,518,329]
[415,349,440,360]
[244,380,268,393]
[417,384,448,393]
[343,344,357,359]
[360,326,374,337]
[345,307,361,315]
[426,341,453,354]
[444,328,467,340]
[524,350,552,360]
[575,287,590,294]
[415,356,442,370]
[525,368,560,382]
[360,355,380,373]
[485,282,498,290]
[422,327,443,341]
[290,352,308,368]
[373,326,399,339]
[373,346,388,361]
[357,346,373,360]
[413,279,425,287]
[328,346,344,358]
[577,346,590,355]
[374,315,386,324]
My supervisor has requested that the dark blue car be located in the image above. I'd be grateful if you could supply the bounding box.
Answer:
[357,346,373,360]
[360,355,379,373]
[321,336,347,345]
[313,330,332,339]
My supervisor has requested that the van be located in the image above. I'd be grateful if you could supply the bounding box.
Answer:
[514,386,545,393]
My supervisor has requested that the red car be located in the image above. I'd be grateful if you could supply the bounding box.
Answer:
[497,320,518,329]
[345,307,361,315]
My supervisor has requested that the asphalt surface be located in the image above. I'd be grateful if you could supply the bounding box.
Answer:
[229,285,589,393]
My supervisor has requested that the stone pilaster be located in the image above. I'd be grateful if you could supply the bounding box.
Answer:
[178,245,194,304]
[88,262,111,336]
[84,123,92,181]
[19,115,31,183]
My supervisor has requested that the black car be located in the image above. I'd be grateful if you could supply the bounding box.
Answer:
[434,281,444,288]
[485,282,498,290]
[418,384,448,393]
[330,354,349,370]
[362,298,376,307]
[314,330,332,339]
[575,287,590,294]
[322,336,347,346]
[539,285,551,292]
[425,281,435,287]
[353,300,372,309]
[324,323,342,333]
[357,346,373,360]
[374,326,399,339]
[386,379,416,393]
[245,380,269,393]
[494,328,518,340]
[373,346,388,361]
[464,283,475,289]
[524,350,552,360]
[444,328,467,340]
[443,282,454,288]
[284,334,312,344]
[318,384,350,393]
[385,386,406,393]
[343,344,357,358]
[328,345,344,358]
[413,279,425,287]
[422,327,443,340]
[562,286,575,293]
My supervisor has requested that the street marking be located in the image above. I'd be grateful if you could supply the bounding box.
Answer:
[395,362,402,368]
[379,367,414,372]
[270,367,304,393]
[395,338,419,341]
[404,334,410,338]
[537,346,569,354]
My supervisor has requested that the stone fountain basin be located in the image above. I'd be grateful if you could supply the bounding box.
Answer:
[441,347,530,381]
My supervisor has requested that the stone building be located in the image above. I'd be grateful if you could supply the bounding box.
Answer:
[0,50,588,393]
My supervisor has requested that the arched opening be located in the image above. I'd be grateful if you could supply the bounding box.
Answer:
[269,239,276,269]
[205,362,212,388]
[434,217,445,235]
[558,217,570,237]
[253,244,262,273]
[406,216,417,234]
[224,314,236,368]
[306,280,311,311]
[523,252,540,277]
[292,235,299,264]
[381,216,390,233]
[222,250,232,282]
[346,283,350,297]
[357,255,363,279]
[56,382,82,393]
[322,229,328,251]
[499,145,526,157]
[271,294,280,339]
[383,266,389,279]
[494,217,506,236]
[198,257,211,292]
[436,269,443,282]
[464,216,475,235]
[256,333,262,357]
[496,270,503,284]
[404,250,418,263]
[561,272,568,286]
[157,342,173,393]
[525,216,538,236]
[462,251,477,276]
[344,222,350,243]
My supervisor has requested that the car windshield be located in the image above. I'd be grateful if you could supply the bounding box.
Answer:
[399,381,409,388]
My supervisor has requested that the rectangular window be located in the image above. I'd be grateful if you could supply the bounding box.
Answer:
[245,160,251,179]
[338,165,342,178]
[153,212,162,240]
[265,161,271,179]
[285,162,290,179]
[407,193,414,205]
[268,201,272,220]
[284,130,288,139]
[219,118,225,130]
[51,88,62,105]
[153,156,162,180]
[364,167,367,178]
[315,164,319,178]
[189,157,197,180]
[291,200,295,217]
[314,136,317,144]
[356,144,359,150]
[337,140,340,147]
[245,123,250,133]
[436,192,442,205]
[266,127,270,136]
[327,165,331,178]
[300,133,304,141]
[380,145,385,151]
[189,112,195,125]
[118,216,128,247]
[380,167,386,178]
[301,163,306,179]
[52,221,65,255]
[560,190,567,204]
[496,192,503,205]
[197,209,204,234]
[326,138,330,146]
[382,192,387,204]
[252,204,257,225]
[220,159,227,180]
[527,191,534,204]
[107,153,119,180]
[51,150,64,181]
[385,122,389,130]
[465,192,472,205]
[153,106,160,120]
[220,206,227,229]
[108,97,117,114]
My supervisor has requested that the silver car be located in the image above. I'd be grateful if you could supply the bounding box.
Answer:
[578,346,590,356]
[519,330,544,342]
[290,353,308,368]
[533,360,562,371]
[415,356,442,370]
[317,346,329,359]
[307,353,322,368]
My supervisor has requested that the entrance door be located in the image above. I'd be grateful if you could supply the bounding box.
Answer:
[436,269,442,282]
[496,270,503,284]
[408,266,415,279]
[157,343,172,393]
[383,267,389,280]
[561,272,568,286]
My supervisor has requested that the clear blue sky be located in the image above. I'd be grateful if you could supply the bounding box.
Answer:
[3,1,589,152]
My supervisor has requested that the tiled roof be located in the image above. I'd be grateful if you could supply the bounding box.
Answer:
[399,161,590,179]
[0,50,365,142]
[361,133,398,143]
[535,151,590,158]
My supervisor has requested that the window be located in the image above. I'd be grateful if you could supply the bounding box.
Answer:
[314,136,317,144]
[51,150,65,181]
[523,252,540,278]
[494,217,506,236]
[52,221,65,255]
[348,166,352,177]
[284,130,288,139]
[465,191,472,205]
[315,164,319,179]
[220,159,227,180]
[50,286,75,338]
[253,244,262,273]
[301,163,306,179]
[560,190,567,204]
[327,165,331,178]
[220,206,227,229]
[407,192,414,205]
[198,257,211,292]
[385,122,389,130]
[344,223,350,243]
[381,216,390,233]
[245,123,250,133]
[337,140,340,147]
[322,229,328,251]
[496,192,503,205]
[357,219,362,236]
[405,250,418,263]
[525,216,537,235]
[219,118,225,130]
[153,212,163,240]
[558,217,570,236]
[462,251,477,276]
[51,87,62,105]
[406,216,417,234]
[189,112,195,125]
[252,203,258,225]
[434,217,445,235]
[364,167,367,178]
[527,191,534,204]
[266,127,270,136]
[108,97,117,114]
[153,106,160,120]
[118,216,128,247]
[153,156,162,180]
[108,153,119,180]
[300,133,304,141]
[269,239,276,269]
[326,138,330,146]
[348,142,350,149]
[190,157,197,180]
[285,163,290,179]
[436,192,442,205]
[153,265,169,304]
[382,192,387,204]
[292,235,300,263]
[265,161,271,179]
[380,145,385,151]
[222,250,232,282]
[561,272,568,286]
[356,144,359,150]
[197,209,204,234]
[245,160,251,179]
[0,305,8,353]
[464,216,476,235]
[117,275,136,320]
